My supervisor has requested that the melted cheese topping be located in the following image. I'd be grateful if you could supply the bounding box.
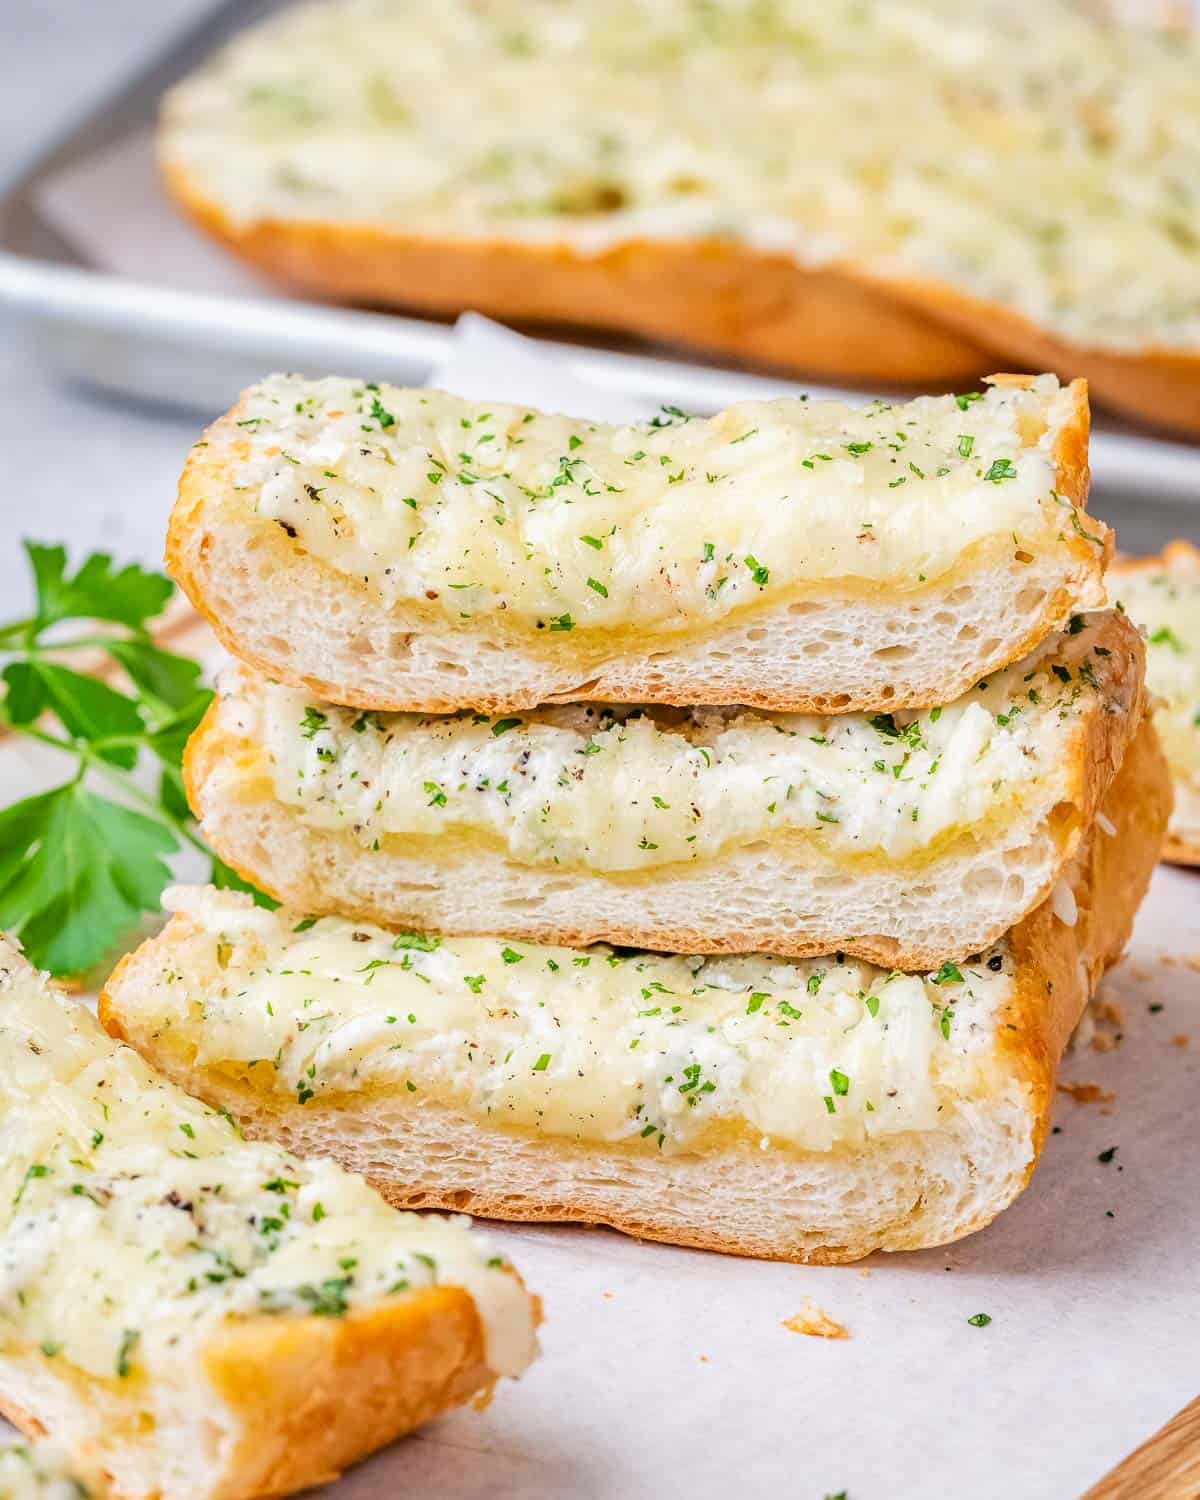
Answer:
[0,1445,90,1500]
[1115,548,1200,834]
[225,373,1094,635]
[162,0,1200,352]
[117,888,1019,1158]
[225,614,1120,872]
[0,944,536,1387]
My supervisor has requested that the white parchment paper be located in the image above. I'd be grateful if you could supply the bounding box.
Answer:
[1,316,1196,1500]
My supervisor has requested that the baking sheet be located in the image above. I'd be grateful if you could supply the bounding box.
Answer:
[1,320,1196,1500]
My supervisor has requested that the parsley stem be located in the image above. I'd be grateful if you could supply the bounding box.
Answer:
[0,632,143,656]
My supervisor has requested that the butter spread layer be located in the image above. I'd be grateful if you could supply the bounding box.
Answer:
[0,943,536,1387]
[221,613,1124,872]
[162,0,1200,352]
[225,373,1094,633]
[121,888,1018,1158]
[1115,551,1200,839]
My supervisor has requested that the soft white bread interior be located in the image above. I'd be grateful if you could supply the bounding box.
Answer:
[0,939,537,1500]
[1112,541,1200,866]
[169,372,1106,715]
[101,717,1170,1265]
[189,609,1144,967]
[158,0,1200,435]
[0,1440,98,1500]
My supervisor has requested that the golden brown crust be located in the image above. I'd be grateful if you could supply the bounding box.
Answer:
[201,1290,494,1500]
[163,158,1200,437]
[182,611,1146,967]
[0,1291,499,1500]
[1110,538,1200,581]
[163,158,989,386]
[102,721,1169,1265]
[1003,717,1172,1166]
[166,373,1105,717]
[890,276,1200,440]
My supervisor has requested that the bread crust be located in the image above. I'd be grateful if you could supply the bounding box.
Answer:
[1111,541,1200,867]
[166,375,1105,716]
[101,721,1170,1264]
[163,158,1200,438]
[183,610,1146,966]
[0,1289,497,1500]
[0,940,537,1500]
[163,158,990,386]
[200,1289,494,1500]
[890,276,1200,441]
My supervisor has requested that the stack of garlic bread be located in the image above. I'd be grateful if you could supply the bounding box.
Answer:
[102,370,1169,1264]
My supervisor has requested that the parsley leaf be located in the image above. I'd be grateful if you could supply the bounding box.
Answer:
[16,543,173,635]
[0,543,272,974]
[0,785,175,975]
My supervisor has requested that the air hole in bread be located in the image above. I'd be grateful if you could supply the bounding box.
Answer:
[956,624,979,641]
[786,601,822,617]
[1016,588,1048,614]
[964,867,1003,895]
[872,644,911,661]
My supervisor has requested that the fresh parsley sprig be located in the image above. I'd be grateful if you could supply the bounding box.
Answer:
[0,543,265,976]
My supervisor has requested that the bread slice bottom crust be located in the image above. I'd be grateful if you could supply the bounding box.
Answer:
[163,161,1200,438]
[102,721,1170,1264]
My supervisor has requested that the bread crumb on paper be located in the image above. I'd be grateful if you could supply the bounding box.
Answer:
[1058,1081,1115,1107]
[783,1301,850,1340]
